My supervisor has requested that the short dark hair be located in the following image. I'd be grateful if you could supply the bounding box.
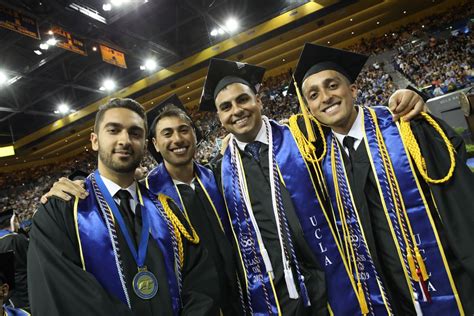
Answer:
[149,105,193,139]
[94,98,147,133]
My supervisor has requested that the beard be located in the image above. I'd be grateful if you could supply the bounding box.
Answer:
[98,147,142,174]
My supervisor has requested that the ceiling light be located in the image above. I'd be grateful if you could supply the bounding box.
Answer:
[349,18,353,22]
[218,28,224,35]
[92,46,97,51]
[403,10,407,14]
[210,29,218,37]
[39,43,49,50]
[102,79,116,91]
[57,103,70,114]
[0,71,8,85]
[376,21,380,25]
[225,17,239,32]
[34,50,43,55]
[103,3,112,11]
[144,58,157,71]
[46,38,57,46]
[351,31,355,35]
[111,0,124,6]
[48,30,53,35]
[327,41,331,44]
[140,65,146,70]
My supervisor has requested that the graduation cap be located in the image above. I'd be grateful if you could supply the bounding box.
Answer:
[290,43,368,94]
[0,209,13,228]
[68,170,89,181]
[288,43,368,142]
[0,251,15,290]
[199,58,266,112]
[147,94,202,162]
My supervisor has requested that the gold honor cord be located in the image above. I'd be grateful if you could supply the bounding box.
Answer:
[288,114,329,199]
[330,141,369,315]
[158,194,200,268]
[399,112,456,184]
[369,110,430,286]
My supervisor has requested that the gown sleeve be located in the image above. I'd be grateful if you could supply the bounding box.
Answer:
[411,115,474,280]
[27,197,132,316]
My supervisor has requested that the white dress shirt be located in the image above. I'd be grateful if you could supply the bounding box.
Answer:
[234,119,269,151]
[333,108,364,156]
[100,174,138,213]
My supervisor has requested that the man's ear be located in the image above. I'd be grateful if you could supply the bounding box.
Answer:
[256,95,263,110]
[350,84,358,99]
[90,132,99,152]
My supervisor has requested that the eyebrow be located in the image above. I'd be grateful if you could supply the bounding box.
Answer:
[304,77,341,93]
[217,93,249,109]
[159,124,190,133]
[103,122,144,132]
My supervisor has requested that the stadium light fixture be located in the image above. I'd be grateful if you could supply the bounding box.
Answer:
[218,28,225,35]
[46,38,57,46]
[103,3,112,11]
[225,17,239,33]
[39,43,49,50]
[34,50,43,55]
[0,71,8,85]
[144,58,157,71]
[210,28,218,37]
[101,79,116,91]
[57,103,70,114]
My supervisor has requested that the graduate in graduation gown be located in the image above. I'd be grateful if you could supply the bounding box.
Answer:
[37,96,242,315]
[200,58,330,316]
[290,43,474,315]
[0,252,30,316]
[144,94,243,315]
[0,211,29,309]
[28,99,218,315]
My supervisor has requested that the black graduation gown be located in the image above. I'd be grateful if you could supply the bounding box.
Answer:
[214,145,329,316]
[0,232,29,308]
[27,195,219,316]
[177,181,243,315]
[339,115,474,315]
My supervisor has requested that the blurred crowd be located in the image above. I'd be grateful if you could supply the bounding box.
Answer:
[1,1,472,224]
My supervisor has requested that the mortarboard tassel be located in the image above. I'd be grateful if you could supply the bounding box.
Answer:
[357,281,369,315]
[407,251,420,282]
[415,249,429,281]
[292,76,316,142]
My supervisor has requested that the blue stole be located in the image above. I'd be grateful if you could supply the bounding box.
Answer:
[222,119,362,315]
[3,305,30,316]
[75,174,181,314]
[322,106,464,315]
[145,162,231,236]
[0,229,13,238]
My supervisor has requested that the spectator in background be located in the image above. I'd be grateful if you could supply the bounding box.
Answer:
[0,210,29,309]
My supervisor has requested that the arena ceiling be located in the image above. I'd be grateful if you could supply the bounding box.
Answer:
[0,0,455,171]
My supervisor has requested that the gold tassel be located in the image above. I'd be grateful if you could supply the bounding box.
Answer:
[357,281,369,315]
[292,76,316,142]
[415,249,429,281]
[407,252,419,282]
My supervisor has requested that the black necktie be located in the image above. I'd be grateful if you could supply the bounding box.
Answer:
[245,141,262,162]
[115,189,136,239]
[343,136,357,172]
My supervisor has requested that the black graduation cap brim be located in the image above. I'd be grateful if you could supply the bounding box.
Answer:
[199,58,266,112]
[289,43,368,95]
[0,251,15,289]
[68,170,89,181]
[0,209,13,227]
[146,94,202,163]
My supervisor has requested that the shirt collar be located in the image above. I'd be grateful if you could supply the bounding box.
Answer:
[333,107,364,145]
[172,178,196,191]
[234,119,269,151]
[100,174,138,202]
